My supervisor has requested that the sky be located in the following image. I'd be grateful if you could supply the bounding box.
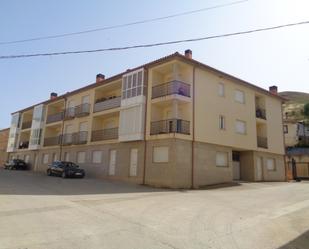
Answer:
[0,0,309,129]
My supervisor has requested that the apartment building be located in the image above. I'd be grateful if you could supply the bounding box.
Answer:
[6,50,286,188]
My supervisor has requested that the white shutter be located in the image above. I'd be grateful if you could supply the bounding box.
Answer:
[153,147,169,163]
[130,149,138,176]
[235,90,245,103]
[64,152,70,161]
[77,152,86,164]
[216,152,228,167]
[25,155,30,163]
[218,83,225,97]
[236,120,246,134]
[109,150,116,175]
[79,122,88,132]
[92,151,102,163]
[43,154,49,164]
[266,158,275,171]
[82,95,90,104]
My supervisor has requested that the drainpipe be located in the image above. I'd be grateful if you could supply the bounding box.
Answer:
[281,103,288,181]
[142,69,149,185]
[191,66,196,189]
[59,97,67,161]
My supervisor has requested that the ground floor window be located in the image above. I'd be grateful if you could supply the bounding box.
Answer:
[77,151,86,164]
[216,152,228,167]
[266,158,276,171]
[92,151,102,164]
[42,154,49,164]
[64,152,70,162]
[24,155,30,163]
[153,146,169,163]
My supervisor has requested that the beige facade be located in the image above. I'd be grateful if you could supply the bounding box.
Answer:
[7,50,286,188]
[0,128,9,166]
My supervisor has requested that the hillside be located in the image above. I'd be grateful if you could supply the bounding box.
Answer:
[279,91,309,122]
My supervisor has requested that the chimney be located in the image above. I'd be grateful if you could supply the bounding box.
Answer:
[50,92,58,100]
[96,73,105,83]
[184,49,192,59]
[269,85,278,95]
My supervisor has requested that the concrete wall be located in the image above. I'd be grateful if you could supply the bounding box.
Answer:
[145,138,192,188]
[194,142,233,187]
[254,151,285,181]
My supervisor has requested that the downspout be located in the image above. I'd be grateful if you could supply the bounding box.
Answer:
[281,102,288,181]
[142,69,149,185]
[59,97,67,161]
[191,66,196,189]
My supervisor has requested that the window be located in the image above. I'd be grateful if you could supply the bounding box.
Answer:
[25,155,30,163]
[283,125,288,134]
[216,152,228,167]
[42,154,49,164]
[153,146,169,163]
[52,153,57,162]
[82,95,90,104]
[130,149,138,176]
[266,158,275,171]
[64,152,70,162]
[77,151,86,164]
[218,83,225,97]
[235,90,245,103]
[122,70,144,100]
[92,151,102,164]
[219,115,225,130]
[235,120,246,134]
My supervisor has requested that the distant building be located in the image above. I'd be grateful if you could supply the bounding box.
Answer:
[283,121,309,147]
[0,128,9,166]
[6,50,286,188]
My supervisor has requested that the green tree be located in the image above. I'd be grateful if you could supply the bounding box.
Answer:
[304,102,309,119]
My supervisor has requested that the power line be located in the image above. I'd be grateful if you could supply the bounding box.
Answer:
[0,0,248,45]
[1,20,308,60]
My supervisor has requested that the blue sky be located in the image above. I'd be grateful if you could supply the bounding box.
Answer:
[0,0,309,129]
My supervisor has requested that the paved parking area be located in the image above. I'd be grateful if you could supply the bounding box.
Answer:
[0,168,308,249]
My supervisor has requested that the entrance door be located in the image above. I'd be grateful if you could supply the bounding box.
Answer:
[129,149,138,176]
[256,157,263,181]
[232,151,240,181]
[109,150,116,176]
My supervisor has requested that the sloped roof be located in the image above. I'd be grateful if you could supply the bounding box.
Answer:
[12,51,285,114]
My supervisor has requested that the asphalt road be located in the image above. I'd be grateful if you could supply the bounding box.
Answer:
[0,168,308,249]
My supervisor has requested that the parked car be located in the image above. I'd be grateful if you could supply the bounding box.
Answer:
[4,159,28,170]
[47,161,85,178]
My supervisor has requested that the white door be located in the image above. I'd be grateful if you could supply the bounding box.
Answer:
[256,157,263,181]
[109,150,116,176]
[233,161,240,180]
[129,149,138,176]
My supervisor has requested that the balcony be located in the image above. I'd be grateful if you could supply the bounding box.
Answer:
[91,128,118,142]
[150,119,190,135]
[75,103,91,117]
[64,107,75,120]
[73,131,88,145]
[46,112,64,124]
[256,108,266,120]
[257,136,268,149]
[44,136,61,147]
[94,96,121,113]
[18,141,29,149]
[152,81,190,99]
[21,121,32,130]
